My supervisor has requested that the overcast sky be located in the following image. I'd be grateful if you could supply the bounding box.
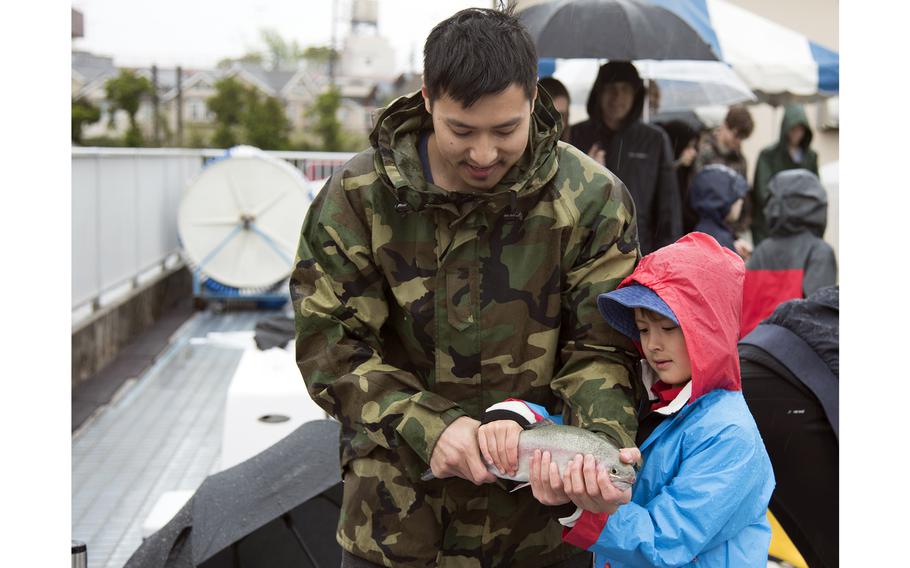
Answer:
[72,0,496,73]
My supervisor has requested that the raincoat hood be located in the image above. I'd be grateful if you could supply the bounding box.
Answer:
[368,89,561,216]
[777,103,814,150]
[585,61,646,132]
[615,232,744,401]
[689,164,748,226]
[765,169,828,237]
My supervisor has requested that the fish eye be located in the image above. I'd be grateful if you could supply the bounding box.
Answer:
[610,467,618,475]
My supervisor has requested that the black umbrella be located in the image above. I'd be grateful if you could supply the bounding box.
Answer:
[125,419,343,568]
[518,0,718,61]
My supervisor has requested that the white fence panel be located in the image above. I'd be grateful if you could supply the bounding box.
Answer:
[72,157,100,308]
[72,147,354,325]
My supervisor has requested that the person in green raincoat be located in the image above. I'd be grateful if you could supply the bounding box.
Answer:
[751,104,819,245]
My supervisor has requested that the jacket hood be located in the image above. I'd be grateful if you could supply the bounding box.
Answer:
[585,61,646,132]
[765,169,828,237]
[368,89,561,216]
[689,164,748,225]
[777,103,814,150]
[617,232,745,401]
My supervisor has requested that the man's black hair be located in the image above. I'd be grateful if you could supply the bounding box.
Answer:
[423,4,538,108]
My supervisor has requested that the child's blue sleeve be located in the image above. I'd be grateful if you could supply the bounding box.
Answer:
[564,424,772,567]
[482,399,563,426]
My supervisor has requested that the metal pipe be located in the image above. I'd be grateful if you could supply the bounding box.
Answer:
[71,541,87,568]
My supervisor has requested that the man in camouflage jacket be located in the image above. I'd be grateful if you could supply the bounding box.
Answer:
[291,8,641,567]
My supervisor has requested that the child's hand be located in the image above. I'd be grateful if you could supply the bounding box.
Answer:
[477,420,522,477]
[562,454,632,514]
[529,449,571,506]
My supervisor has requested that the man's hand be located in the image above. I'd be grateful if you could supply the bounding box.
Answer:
[478,420,523,477]
[529,449,572,506]
[562,454,632,514]
[588,142,606,166]
[430,416,497,485]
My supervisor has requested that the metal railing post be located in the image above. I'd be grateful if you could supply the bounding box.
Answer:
[72,541,87,568]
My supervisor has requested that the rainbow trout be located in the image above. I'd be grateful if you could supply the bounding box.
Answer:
[422,422,638,491]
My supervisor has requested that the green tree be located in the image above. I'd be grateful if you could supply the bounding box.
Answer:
[302,45,337,64]
[260,28,305,70]
[72,97,101,144]
[241,90,290,150]
[207,76,246,148]
[104,70,153,147]
[308,87,343,151]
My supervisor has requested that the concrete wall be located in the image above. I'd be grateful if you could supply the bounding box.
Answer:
[71,265,191,387]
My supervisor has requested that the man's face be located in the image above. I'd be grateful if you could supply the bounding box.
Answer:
[551,95,570,141]
[599,81,636,128]
[787,124,806,148]
[422,84,534,192]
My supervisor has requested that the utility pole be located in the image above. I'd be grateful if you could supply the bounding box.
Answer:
[151,65,160,145]
[330,0,338,87]
[176,66,183,147]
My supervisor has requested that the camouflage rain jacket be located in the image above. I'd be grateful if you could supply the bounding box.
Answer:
[291,90,641,567]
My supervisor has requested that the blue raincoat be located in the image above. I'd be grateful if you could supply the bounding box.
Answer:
[565,233,775,567]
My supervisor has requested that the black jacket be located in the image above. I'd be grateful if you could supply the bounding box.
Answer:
[569,68,681,255]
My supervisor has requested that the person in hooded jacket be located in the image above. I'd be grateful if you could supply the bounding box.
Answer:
[688,164,749,254]
[570,62,682,255]
[739,286,838,568]
[655,119,700,233]
[291,7,641,568]
[479,233,775,567]
[751,104,820,245]
[740,169,836,337]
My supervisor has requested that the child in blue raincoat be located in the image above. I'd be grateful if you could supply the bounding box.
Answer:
[478,232,774,567]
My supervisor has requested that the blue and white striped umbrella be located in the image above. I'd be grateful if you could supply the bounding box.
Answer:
[648,0,839,100]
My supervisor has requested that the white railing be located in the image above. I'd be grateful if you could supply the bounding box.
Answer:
[71,147,356,326]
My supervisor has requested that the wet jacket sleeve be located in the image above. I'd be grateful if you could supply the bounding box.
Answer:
[566,424,769,566]
[651,131,683,251]
[551,174,641,449]
[803,241,837,296]
[290,174,465,466]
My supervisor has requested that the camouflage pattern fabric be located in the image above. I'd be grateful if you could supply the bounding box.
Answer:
[291,90,642,567]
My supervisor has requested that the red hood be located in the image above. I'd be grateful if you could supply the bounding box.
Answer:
[619,232,744,401]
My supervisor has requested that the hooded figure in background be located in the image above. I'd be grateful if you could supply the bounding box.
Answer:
[656,119,701,233]
[741,169,836,336]
[570,62,682,255]
[751,104,819,244]
[688,164,748,252]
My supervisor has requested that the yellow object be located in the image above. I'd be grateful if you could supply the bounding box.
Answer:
[767,509,808,568]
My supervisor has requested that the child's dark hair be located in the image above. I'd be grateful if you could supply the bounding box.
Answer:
[423,4,538,108]
[538,77,570,102]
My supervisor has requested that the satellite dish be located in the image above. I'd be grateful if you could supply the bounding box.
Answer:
[178,146,313,291]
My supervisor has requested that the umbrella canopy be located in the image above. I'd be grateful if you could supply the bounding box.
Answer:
[125,419,343,568]
[543,57,756,116]
[647,0,839,101]
[519,0,719,61]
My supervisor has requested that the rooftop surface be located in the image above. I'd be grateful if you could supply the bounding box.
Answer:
[72,309,271,568]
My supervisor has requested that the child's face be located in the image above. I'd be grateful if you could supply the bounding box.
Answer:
[634,308,692,385]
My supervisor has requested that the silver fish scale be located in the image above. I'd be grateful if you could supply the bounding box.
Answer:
[492,424,634,487]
